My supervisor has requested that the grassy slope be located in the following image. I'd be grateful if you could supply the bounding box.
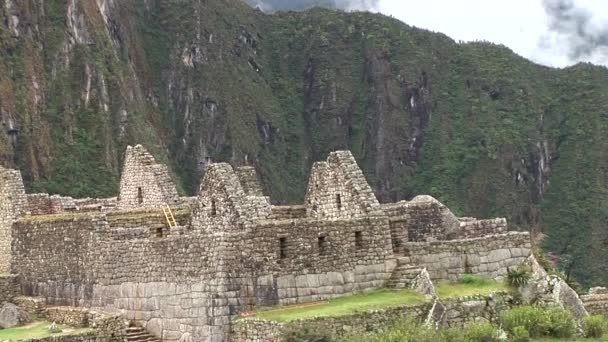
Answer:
[1,1,607,286]
[252,289,426,322]
[435,280,508,299]
[0,321,92,340]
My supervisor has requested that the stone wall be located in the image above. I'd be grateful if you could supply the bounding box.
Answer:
[117,145,179,210]
[581,288,608,317]
[381,200,506,244]
[269,205,306,220]
[0,274,20,303]
[15,296,47,315]
[242,216,394,306]
[44,307,124,335]
[388,217,408,253]
[12,212,245,341]
[402,232,532,281]
[441,293,514,327]
[19,308,124,342]
[397,196,461,242]
[12,216,99,287]
[455,218,507,239]
[0,166,26,273]
[25,194,116,215]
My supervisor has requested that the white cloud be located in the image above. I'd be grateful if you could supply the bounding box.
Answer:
[374,0,608,67]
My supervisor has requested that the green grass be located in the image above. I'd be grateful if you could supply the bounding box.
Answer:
[0,321,93,341]
[251,289,427,322]
[435,275,508,299]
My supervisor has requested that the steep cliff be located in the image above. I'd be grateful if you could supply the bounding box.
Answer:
[0,0,607,286]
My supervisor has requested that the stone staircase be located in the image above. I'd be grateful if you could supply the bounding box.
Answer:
[386,257,423,289]
[124,326,161,342]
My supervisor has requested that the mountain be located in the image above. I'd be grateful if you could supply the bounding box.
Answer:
[0,0,607,287]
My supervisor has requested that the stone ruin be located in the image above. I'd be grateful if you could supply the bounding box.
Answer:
[0,144,598,341]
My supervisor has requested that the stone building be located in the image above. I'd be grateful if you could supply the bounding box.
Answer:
[1,145,535,341]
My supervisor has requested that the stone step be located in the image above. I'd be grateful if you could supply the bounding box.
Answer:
[124,326,160,342]
[387,264,423,288]
[396,256,411,264]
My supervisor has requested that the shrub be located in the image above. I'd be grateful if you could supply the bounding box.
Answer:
[459,274,491,286]
[544,307,576,338]
[439,327,467,342]
[343,318,439,342]
[583,315,608,338]
[507,265,532,288]
[512,326,530,342]
[501,306,576,339]
[47,321,62,334]
[501,306,550,338]
[463,322,501,342]
[282,326,334,342]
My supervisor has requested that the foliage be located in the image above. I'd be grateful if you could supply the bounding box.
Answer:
[500,306,575,339]
[343,318,502,342]
[282,326,334,342]
[544,307,576,338]
[343,317,437,342]
[512,326,530,342]
[582,315,608,338]
[462,321,501,342]
[460,274,491,285]
[507,264,532,288]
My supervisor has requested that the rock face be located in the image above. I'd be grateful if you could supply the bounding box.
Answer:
[0,302,30,328]
[0,0,607,288]
[520,255,588,321]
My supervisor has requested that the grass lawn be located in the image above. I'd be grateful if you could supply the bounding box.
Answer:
[0,321,92,341]
[251,288,427,322]
[435,275,509,299]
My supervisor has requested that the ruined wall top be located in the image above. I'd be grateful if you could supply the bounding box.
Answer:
[236,166,266,197]
[304,151,382,220]
[191,162,271,233]
[117,145,179,210]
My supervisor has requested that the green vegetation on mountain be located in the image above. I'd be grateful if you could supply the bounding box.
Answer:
[0,0,607,286]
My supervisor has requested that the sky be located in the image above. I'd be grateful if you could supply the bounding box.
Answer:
[375,0,608,67]
[247,0,608,68]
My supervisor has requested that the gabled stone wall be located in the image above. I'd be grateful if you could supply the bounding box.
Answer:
[0,166,26,272]
[236,166,265,197]
[305,151,383,220]
[117,145,179,210]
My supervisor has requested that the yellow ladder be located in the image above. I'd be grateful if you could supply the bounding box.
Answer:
[162,205,178,228]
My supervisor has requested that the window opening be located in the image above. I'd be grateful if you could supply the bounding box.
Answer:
[279,237,287,259]
[318,235,327,255]
[355,231,363,249]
